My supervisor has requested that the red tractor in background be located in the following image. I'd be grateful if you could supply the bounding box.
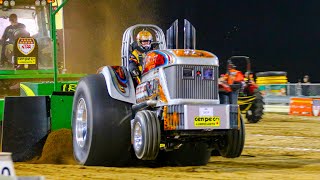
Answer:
[221,56,264,123]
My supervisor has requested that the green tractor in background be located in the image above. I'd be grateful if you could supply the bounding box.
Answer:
[0,0,84,161]
[0,0,84,119]
[224,56,264,123]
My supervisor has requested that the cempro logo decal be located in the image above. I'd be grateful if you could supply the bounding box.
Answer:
[17,37,35,55]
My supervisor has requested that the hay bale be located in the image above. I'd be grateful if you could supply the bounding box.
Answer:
[32,129,77,165]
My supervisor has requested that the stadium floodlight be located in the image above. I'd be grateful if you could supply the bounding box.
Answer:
[41,0,46,6]
[9,0,15,6]
[3,0,9,6]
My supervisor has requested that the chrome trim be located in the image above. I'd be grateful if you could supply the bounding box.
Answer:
[167,99,220,105]
[75,98,87,148]
[133,121,143,152]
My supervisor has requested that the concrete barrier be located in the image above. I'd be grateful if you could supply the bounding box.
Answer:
[264,105,289,113]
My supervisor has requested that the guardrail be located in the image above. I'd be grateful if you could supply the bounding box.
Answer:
[259,83,320,105]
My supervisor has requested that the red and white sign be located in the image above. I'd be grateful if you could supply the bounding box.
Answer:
[312,99,320,116]
[17,37,35,55]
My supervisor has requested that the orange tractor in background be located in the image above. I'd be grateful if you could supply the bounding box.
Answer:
[220,56,264,123]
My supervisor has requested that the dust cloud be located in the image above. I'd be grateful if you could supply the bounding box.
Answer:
[63,0,162,74]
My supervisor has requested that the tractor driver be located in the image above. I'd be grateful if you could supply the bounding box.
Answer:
[224,63,244,85]
[219,63,245,104]
[129,30,154,87]
[0,14,28,67]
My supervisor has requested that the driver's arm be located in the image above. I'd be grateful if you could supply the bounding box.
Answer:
[1,27,9,44]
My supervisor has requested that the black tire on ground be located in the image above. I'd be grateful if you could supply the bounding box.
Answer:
[256,71,287,77]
[246,89,264,123]
[158,143,211,166]
[211,149,221,156]
[218,116,245,158]
[72,74,132,166]
[132,110,160,160]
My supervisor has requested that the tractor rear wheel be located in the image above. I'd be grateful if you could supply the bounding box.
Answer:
[246,89,264,123]
[159,143,211,166]
[218,116,245,158]
[72,74,132,166]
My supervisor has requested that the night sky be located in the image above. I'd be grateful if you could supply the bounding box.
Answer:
[64,1,319,82]
[156,0,320,82]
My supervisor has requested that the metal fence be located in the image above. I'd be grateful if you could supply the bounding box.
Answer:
[259,83,320,104]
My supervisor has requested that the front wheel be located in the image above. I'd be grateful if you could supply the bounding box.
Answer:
[132,110,160,160]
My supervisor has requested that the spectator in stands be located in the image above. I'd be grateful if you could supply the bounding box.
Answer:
[301,75,311,96]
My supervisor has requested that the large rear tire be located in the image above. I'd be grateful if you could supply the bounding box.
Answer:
[246,89,264,123]
[256,71,287,77]
[72,74,132,166]
[218,116,245,158]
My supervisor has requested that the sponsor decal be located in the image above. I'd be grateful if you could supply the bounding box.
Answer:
[17,38,35,55]
[17,57,36,64]
[194,116,220,127]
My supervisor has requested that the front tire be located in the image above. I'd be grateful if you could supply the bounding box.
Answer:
[132,110,160,160]
[72,74,132,166]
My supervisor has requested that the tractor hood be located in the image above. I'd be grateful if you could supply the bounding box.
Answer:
[143,49,219,74]
[166,49,219,66]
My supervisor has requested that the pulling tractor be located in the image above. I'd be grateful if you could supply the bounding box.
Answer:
[225,56,264,123]
[72,20,245,166]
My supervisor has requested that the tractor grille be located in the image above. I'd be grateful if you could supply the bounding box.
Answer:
[163,65,218,99]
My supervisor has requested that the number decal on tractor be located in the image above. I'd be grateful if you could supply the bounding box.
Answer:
[61,84,77,92]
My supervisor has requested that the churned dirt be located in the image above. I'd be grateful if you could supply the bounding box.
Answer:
[14,113,320,180]
[29,129,77,165]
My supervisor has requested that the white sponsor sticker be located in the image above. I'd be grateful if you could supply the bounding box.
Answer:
[199,107,213,116]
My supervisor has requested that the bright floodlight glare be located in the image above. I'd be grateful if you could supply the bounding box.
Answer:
[41,0,46,6]
[3,0,9,6]
[9,0,15,6]
[35,0,40,6]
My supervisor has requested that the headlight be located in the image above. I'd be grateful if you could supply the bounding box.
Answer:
[203,68,214,80]
[182,67,194,79]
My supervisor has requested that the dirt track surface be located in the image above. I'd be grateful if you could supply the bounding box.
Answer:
[14,113,320,180]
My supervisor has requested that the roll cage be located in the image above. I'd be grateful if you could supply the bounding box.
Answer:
[121,24,166,71]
